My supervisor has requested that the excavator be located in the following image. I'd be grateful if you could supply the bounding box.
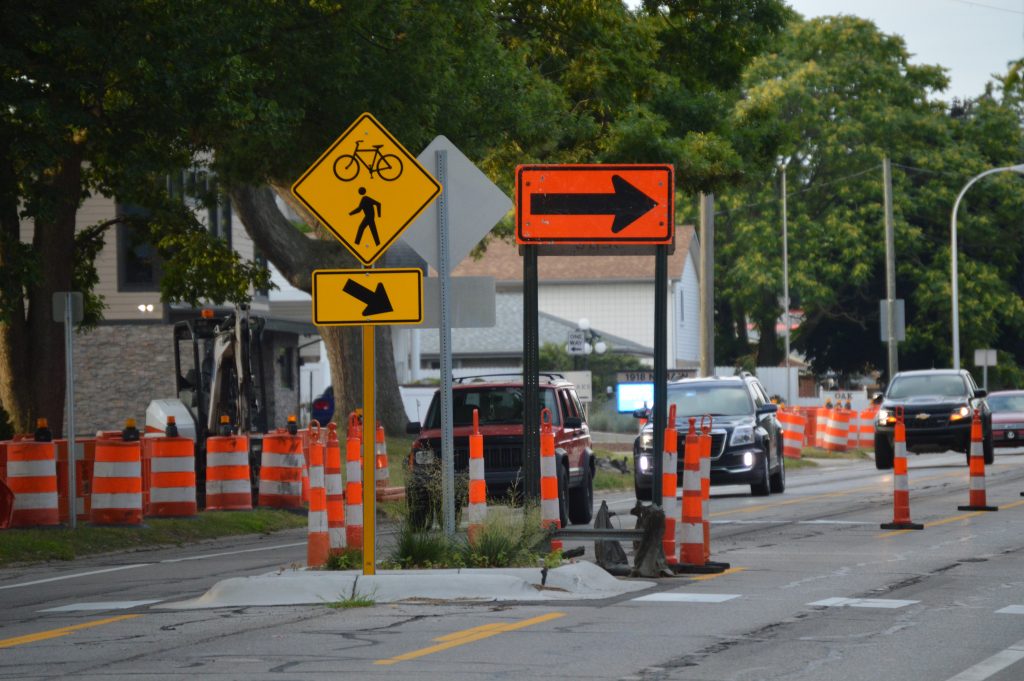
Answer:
[146,305,268,506]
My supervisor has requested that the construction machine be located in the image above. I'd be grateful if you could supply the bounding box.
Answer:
[146,305,268,507]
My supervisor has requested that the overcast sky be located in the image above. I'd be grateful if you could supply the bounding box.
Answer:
[786,0,1023,99]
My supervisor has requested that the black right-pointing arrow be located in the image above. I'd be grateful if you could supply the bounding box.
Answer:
[531,174,658,233]
[343,279,393,316]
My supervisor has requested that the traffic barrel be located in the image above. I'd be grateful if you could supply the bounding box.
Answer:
[881,408,923,530]
[345,412,363,549]
[823,409,849,453]
[661,404,678,564]
[467,408,487,543]
[91,429,142,526]
[958,409,998,512]
[539,408,562,551]
[147,434,197,517]
[858,408,877,448]
[7,438,59,527]
[205,432,252,511]
[307,424,329,567]
[258,427,305,510]
[699,416,712,562]
[678,418,703,566]
[324,423,347,555]
[374,421,389,488]
[778,409,804,459]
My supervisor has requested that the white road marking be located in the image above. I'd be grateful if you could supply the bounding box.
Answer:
[996,605,1024,615]
[159,541,307,563]
[0,564,150,591]
[632,593,740,603]
[40,600,162,612]
[943,638,1024,681]
[808,597,918,609]
[712,519,872,525]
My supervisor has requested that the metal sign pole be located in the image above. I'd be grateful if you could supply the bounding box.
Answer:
[64,292,76,530]
[435,149,456,537]
[362,323,376,575]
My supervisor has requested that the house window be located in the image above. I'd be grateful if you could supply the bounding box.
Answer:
[116,204,161,292]
[278,347,295,389]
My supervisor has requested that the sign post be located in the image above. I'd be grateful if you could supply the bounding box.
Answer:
[53,292,83,529]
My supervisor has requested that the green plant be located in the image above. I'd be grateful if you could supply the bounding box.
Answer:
[390,522,461,569]
[324,549,363,571]
[325,581,375,609]
[462,504,548,568]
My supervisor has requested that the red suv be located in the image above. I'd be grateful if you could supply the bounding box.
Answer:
[405,374,594,530]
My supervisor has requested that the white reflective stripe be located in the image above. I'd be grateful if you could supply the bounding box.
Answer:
[7,460,56,477]
[329,528,347,549]
[469,458,485,480]
[541,498,559,521]
[970,477,986,491]
[895,440,907,457]
[970,441,983,457]
[12,492,58,510]
[207,479,251,494]
[151,457,195,473]
[94,461,142,479]
[308,510,328,532]
[699,456,710,477]
[308,466,325,488]
[91,493,143,509]
[467,503,487,524]
[150,487,196,503]
[325,473,344,494]
[346,461,361,481]
[259,481,302,496]
[540,456,556,477]
[376,467,388,480]
[208,451,249,467]
[682,471,701,492]
[682,523,703,543]
[346,506,363,526]
[894,475,909,492]
[262,452,303,467]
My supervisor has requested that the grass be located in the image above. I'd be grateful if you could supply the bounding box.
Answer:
[0,509,308,567]
[593,450,634,491]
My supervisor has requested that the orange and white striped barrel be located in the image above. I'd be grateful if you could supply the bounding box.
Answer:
[858,408,877,448]
[147,436,196,517]
[661,404,679,564]
[881,408,923,530]
[846,409,860,450]
[778,409,804,459]
[539,408,562,551]
[324,423,346,555]
[467,409,487,543]
[205,435,252,510]
[258,431,304,510]
[802,408,818,448]
[958,409,998,512]
[91,439,142,525]
[307,428,329,567]
[345,413,363,549]
[374,422,389,488]
[699,416,712,562]
[7,440,59,527]
[679,418,704,566]
[823,409,849,452]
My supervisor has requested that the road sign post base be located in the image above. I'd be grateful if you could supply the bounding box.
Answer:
[957,505,998,512]
[880,521,924,530]
[670,560,730,575]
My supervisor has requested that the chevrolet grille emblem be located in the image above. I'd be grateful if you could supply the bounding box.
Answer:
[915,413,930,421]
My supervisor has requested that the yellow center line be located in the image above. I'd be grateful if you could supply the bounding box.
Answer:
[880,498,1024,538]
[0,614,139,649]
[374,611,566,666]
[687,566,747,582]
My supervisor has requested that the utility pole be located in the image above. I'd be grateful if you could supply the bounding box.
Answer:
[699,193,715,377]
[781,164,791,404]
[883,157,898,380]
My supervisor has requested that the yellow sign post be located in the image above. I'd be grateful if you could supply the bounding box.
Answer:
[312,269,423,326]
[291,113,441,265]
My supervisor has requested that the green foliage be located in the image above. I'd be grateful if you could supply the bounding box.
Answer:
[539,342,647,399]
[389,524,461,569]
[0,401,13,440]
[463,505,549,568]
[324,549,363,571]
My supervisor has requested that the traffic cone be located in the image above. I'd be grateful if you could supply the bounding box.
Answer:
[661,404,678,564]
[467,408,487,544]
[881,408,923,530]
[958,409,998,512]
[539,408,562,552]
[345,412,363,549]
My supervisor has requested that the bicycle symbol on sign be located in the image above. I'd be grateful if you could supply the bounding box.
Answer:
[332,140,404,182]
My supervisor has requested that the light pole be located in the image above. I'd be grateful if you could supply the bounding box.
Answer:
[950,164,1024,369]
[780,162,791,405]
[576,318,607,370]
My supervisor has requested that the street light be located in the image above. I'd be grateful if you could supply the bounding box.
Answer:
[950,164,1024,369]
[780,162,791,405]
[573,318,607,369]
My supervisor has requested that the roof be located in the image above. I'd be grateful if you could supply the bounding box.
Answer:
[451,226,696,283]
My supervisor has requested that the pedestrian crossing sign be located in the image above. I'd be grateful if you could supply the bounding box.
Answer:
[291,113,442,265]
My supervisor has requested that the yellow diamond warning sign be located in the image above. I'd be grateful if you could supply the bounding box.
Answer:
[291,113,441,265]
[312,268,423,326]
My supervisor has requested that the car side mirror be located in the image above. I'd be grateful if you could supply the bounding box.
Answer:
[974,388,987,399]
[757,403,778,415]
[633,408,651,419]
[405,421,421,435]
[564,416,583,429]
[872,392,884,405]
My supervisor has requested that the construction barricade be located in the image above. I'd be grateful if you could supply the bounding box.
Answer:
[258,429,305,510]
[881,408,923,530]
[857,408,877,449]
[307,425,329,567]
[814,408,828,448]
[675,417,728,573]
[661,405,678,564]
[958,410,998,512]
[778,409,805,459]
[7,439,60,528]
[539,408,562,551]
[147,435,197,517]
[374,422,389,488]
[324,423,347,556]
[91,437,143,526]
[467,409,486,543]
[345,412,363,549]
[205,434,252,511]
[823,409,849,453]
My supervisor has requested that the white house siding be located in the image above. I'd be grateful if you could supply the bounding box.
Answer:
[676,258,700,364]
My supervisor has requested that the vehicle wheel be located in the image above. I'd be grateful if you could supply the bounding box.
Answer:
[874,433,894,470]
[984,431,995,465]
[557,464,570,529]
[634,482,652,502]
[406,486,433,531]
[568,463,594,525]
[751,454,771,496]
[770,449,786,494]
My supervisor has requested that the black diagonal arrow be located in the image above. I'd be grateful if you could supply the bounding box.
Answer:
[343,279,393,316]
[530,174,659,233]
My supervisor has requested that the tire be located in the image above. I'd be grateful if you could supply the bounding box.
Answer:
[984,432,994,466]
[874,433,894,470]
[770,448,786,494]
[332,154,359,181]
[751,454,771,496]
[635,482,652,502]
[406,486,433,531]
[568,462,594,525]
[557,464,570,529]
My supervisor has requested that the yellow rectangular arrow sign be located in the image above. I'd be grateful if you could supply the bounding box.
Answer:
[312,268,423,326]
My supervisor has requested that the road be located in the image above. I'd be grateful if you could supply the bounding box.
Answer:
[3,450,1024,680]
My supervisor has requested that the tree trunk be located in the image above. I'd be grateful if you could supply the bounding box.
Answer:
[229,185,409,435]
[0,168,30,433]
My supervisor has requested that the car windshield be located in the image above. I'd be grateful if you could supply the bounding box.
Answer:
[887,375,967,399]
[988,394,1024,412]
[667,384,751,418]
[423,386,560,428]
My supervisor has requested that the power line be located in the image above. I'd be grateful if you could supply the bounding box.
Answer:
[713,164,882,217]
[948,0,1024,15]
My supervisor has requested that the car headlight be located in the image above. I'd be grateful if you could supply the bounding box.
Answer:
[639,431,654,451]
[876,408,892,425]
[638,455,651,472]
[731,425,755,446]
[949,405,971,421]
[413,449,434,465]
[742,452,755,467]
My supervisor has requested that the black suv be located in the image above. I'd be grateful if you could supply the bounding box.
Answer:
[633,374,785,498]
[873,368,992,469]
[405,374,595,530]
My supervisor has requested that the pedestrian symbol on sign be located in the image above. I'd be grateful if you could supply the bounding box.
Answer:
[350,187,382,247]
